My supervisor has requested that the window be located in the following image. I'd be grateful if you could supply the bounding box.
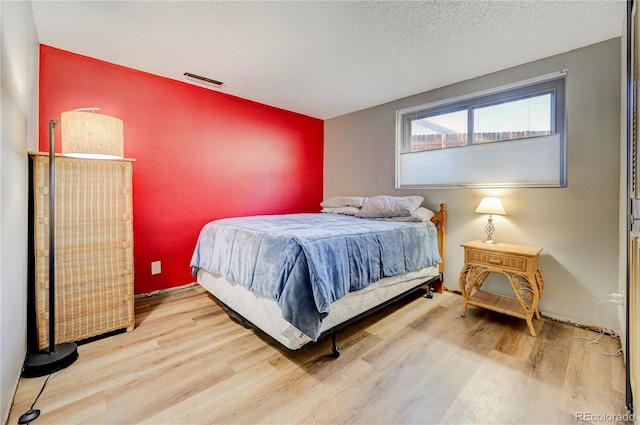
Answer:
[396,72,566,188]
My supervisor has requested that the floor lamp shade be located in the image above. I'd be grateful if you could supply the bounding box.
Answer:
[61,111,124,159]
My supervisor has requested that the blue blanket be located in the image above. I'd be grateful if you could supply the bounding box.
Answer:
[190,213,441,340]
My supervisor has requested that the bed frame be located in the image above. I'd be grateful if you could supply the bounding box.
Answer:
[323,203,446,357]
[211,203,446,358]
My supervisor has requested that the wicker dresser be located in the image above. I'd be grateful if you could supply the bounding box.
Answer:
[29,152,135,349]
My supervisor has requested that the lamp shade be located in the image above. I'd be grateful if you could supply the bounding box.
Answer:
[61,111,124,159]
[475,197,506,215]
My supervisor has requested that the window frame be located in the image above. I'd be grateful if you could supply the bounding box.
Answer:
[395,72,567,189]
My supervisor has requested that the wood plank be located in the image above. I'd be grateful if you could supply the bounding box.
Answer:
[96,350,236,424]
[138,362,280,424]
[560,327,629,417]
[7,287,631,425]
[259,359,375,424]
[440,349,572,424]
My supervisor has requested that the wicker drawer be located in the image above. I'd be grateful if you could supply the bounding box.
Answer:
[466,249,528,273]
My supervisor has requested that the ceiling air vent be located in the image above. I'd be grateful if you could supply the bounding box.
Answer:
[183,72,224,88]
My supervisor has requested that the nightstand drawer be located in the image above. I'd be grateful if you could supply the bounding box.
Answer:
[466,249,528,273]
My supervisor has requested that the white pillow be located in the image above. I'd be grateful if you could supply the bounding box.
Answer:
[320,196,367,208]
[321,206,360,216]
[413,206,435,221]
[356,195,424,218]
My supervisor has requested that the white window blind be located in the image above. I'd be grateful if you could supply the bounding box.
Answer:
[398,134,562,188]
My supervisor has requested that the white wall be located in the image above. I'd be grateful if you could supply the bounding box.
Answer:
[325,38,622,332]
[0,0,39,421]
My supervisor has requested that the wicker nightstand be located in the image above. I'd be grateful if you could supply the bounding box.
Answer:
[459,240,544,336]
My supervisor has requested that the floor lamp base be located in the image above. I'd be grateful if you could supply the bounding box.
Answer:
[22,343,78,378]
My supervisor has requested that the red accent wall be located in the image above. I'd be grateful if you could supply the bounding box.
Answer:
[39,45,324,294]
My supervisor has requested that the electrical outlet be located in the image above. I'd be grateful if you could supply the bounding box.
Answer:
[151,261,161,275]
[609,292,624,305]
[611,292,624,301]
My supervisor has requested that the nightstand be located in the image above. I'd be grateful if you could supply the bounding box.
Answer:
[459,240,544,336]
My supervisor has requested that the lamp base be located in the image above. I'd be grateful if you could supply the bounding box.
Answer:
[22,343,78,378]
[18,409,40,424]
[483,239,498,244]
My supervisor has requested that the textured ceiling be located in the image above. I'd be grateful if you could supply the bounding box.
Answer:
[31,1,626,119]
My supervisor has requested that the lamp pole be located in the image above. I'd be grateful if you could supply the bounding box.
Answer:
[48,118,57,353]
[22,118,78,378]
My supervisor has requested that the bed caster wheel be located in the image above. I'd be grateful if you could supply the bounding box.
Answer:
[332,345,341,358]
[425,291,434,299]
[331,332,341,358]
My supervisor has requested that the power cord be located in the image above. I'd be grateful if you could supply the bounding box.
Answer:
[568,295,623,357]
[18,367,61,424]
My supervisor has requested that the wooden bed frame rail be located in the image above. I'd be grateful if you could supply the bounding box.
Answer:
[430,203,446,293]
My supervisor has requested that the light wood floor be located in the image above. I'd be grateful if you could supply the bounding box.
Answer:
[8,286,631,425]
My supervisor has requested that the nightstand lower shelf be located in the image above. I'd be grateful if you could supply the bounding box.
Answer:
[465,290,528,320]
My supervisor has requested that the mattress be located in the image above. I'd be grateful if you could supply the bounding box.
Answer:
[197,265,439,350]
[190,213,441,340]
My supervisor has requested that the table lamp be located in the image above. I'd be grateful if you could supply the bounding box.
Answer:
[475,197,506,244]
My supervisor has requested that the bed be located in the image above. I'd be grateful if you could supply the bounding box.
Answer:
[190,195,446,356]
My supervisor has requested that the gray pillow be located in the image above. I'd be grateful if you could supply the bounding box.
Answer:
[356,195,424,218]
[320,196,367,208]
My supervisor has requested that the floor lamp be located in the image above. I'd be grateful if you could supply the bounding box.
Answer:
[23,109,123,380]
